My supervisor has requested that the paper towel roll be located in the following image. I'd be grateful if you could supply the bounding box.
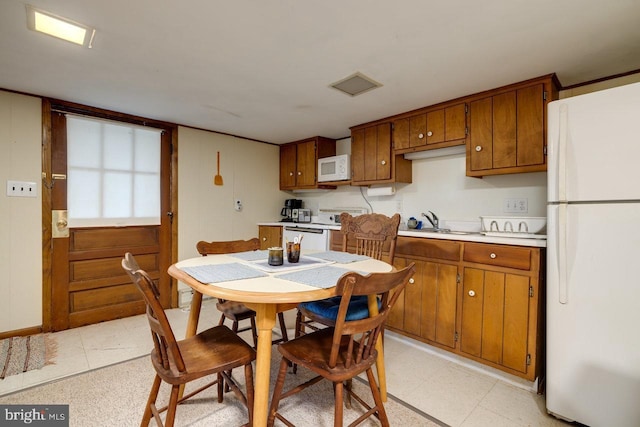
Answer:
[366,185,396,196]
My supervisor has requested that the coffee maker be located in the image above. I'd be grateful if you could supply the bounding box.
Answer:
[280,199,302,222]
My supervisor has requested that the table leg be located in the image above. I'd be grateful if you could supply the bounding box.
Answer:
[368,295,387,402]
[252,304,277,427]
[185,291,203,338]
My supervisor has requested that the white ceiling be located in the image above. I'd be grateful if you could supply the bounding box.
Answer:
[2,1,640,144]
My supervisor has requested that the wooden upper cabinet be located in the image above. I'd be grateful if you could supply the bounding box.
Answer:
[467,75,558,177]
[351,122,411,185]
[393,102,467,153]
[279,136,336,190]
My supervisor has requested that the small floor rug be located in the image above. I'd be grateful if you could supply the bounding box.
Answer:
[0,353,439,426]
[0,334,56,379]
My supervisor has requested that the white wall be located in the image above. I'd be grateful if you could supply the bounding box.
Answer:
[0,91,42,332]
[300,143,547,227]
[177,126,284,262]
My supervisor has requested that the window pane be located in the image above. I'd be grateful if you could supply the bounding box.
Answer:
[104,124,133,171]
[68,169,100,219]
[104,172,132,218]
[134,174,160,218]
[135,129,161,173]
[67,118,101,168]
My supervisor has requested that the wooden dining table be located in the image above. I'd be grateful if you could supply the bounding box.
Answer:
[168,250,393,427]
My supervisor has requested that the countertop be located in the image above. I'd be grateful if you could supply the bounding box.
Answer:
[258,221,547,248]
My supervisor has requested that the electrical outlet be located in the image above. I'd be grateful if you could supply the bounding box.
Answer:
[503,198,528,213]
[234,199,242,212]
[6,180,37,198]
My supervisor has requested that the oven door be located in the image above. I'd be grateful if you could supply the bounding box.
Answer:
[283,226,329,251]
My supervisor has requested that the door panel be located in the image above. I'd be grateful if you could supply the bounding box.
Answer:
[48,106,174,331]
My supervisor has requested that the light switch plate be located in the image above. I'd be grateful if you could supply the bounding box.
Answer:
[6,180,37,197]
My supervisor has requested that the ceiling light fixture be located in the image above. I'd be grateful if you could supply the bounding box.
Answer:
[330,72,382,97]
[26,5,96,48]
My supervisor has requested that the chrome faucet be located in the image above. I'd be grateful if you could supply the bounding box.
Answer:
[421,211,440,229]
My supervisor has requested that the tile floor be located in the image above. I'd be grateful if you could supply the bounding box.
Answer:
[0,300,569,427]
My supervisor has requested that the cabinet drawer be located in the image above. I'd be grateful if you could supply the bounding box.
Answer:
[396,237,461,262]
[463,242,531,270]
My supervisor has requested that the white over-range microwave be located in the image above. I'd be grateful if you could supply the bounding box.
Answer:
[317,154,350,182]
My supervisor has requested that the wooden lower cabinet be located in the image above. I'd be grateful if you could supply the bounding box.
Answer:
[388,237,544,382]
[258,225,282,250]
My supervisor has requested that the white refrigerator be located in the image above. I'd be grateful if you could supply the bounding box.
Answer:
[546,82,640,426]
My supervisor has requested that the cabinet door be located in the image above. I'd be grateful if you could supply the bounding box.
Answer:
[296,140,317,187]
[392,117,410,150]
[420,261,457,348]
[461,267,531,373]
[279,144,297,189]
[445,103,467,141]
[351,123,392,183]
[426,109,444,145]
[469,97,493,171]
[516,84,544,167]
[409,114,427,148]
[258,225,282,250]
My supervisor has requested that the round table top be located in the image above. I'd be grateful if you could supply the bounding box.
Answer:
[169,253,393,304]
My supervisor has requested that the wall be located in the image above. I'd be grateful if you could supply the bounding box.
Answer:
[177,126,284,261]
[300,139,546,228]
[0,91,42,332]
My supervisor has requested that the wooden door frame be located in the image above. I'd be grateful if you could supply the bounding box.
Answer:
[41,98,179,332]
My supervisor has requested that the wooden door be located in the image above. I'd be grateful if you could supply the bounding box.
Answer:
[46,102,174,331]
[469,97,493,171]
[516,84,544,167]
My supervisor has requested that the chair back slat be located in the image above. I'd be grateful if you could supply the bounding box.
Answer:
[197,238,261,256]
[327,264,415,369]
[122,253,187,373]
[340,213,400,264]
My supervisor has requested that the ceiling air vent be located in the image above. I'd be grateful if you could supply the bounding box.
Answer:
[330,72,382,97]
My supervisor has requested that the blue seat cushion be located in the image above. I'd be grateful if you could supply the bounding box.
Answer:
[300,295,381,321]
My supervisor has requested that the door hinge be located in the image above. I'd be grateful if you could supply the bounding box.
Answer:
[454,332,459,342]
[465,104,469,114]
[526,354,531,365]
[529,286,534,297]
[456,273,461,283]
[543,91,548,101]
[167,211,174,223]
[543,146,547,155]
[465,127,469,135]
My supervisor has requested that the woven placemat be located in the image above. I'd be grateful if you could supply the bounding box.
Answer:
[179,263,267,283]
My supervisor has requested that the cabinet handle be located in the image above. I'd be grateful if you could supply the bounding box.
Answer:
[289,172,294,176]
[490,253,497,259]
[409,278,415,284]
[262,237,267,241]
[381,160,387,165]
[468,290,476,297]
[298,171,302,175]
[475,145,482,152]
[427,131,433,137]
[418,133,424,139]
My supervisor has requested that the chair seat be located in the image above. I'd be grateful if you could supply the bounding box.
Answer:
[298,295,380,322]
[278,327,378,382]
[151,325,256,385]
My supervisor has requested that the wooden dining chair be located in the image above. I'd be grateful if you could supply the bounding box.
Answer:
[295,213,401,337]
[196,239,289,347]
[122,253,256,427]
[267,264,415,427]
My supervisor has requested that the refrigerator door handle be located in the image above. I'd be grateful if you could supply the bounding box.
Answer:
[558,203,568,304]
[558,104,568,202]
